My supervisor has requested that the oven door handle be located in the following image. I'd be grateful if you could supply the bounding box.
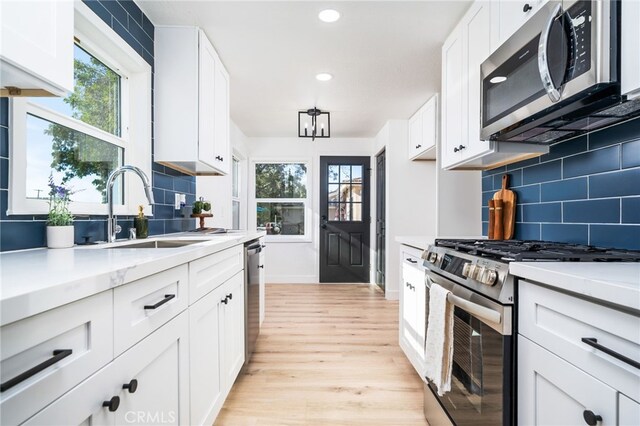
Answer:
[446,293,502,325]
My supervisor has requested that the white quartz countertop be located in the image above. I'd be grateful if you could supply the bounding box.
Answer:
[510,262,640,313]
[0,231,265,326]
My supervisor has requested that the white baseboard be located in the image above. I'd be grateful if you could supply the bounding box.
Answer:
[266,275,318,284]
[385,289,399,300]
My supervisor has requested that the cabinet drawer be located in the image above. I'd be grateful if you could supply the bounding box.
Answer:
[114,265,188,356]
[189,245,243,304]
[0,291,113,426]
[519,281,640,400]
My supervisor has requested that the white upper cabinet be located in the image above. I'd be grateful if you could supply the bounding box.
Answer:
[622,0,640,98]
[155,27,231,176]
[440,1,548,170]
[494,0,548,47]
[408,94,438,160]
[0,0,73,97]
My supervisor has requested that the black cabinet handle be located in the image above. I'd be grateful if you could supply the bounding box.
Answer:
[1,349,73,392]
[215,155,224,162]
[406,258,418,264]
[221,296,229,305]
[103,396,120,412]
[523,3,532,12]
[226,293,233,300]
[416,144,422,149]
[583,410,602,426]
[258,265,264,269]
[123,379,138,394]
[581,337,640,369]
[144,294,175,310]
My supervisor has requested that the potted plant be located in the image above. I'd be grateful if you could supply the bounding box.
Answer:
[46,176,75,249]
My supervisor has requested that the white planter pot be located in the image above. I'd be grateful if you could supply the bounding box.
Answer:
[46,225,74,249]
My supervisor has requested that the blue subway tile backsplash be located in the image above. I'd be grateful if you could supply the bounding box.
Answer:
[482,117,640,250]
[0,0,195,252]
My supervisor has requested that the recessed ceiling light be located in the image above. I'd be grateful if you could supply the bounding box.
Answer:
[490,76,507,84]
[316,73,333,81]
[318,9,340,23]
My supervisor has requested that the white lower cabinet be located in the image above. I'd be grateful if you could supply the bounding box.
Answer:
[399,245,426,376]
[518,280,640,425]
[518,335,617,426]
[220,272,245,395]
[189,284,225,426]
[23,312,189,426]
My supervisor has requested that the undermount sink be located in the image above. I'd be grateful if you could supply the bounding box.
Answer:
[107,239,205,249]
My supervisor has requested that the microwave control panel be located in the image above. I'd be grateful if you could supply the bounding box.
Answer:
[566,0,592,80]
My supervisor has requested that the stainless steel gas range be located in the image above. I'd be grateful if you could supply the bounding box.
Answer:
[422,239,640,426]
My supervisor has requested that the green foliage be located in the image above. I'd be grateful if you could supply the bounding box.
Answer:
[46,46,121,202]
[47,175,74,226]
[255,163,307,199]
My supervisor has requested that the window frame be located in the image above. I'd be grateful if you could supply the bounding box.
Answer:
[231,155,241,230]
[250,158,312,243]
[8,1,152,217]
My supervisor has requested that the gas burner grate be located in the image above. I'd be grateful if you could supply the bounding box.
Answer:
[434,239,640,262]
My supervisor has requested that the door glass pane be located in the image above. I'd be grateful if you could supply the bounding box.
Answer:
[31,44,122,137]
[328,165,339,183]
[339,185,349,202]
[351,203,362,221]
[352,165,363,180]
[350,184,363,202]
[256,202,305,235]
[340,165,351,183]
[232,158,239,198]
[328,184,339,202]
[26,114,124,204]
[328,202,340,221]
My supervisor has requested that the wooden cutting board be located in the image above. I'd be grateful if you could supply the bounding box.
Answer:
[493,174,516,240]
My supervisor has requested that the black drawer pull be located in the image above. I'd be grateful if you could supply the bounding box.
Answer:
[226,293,233,300]
[406,258,418,264]
[1,349,73,392]
[123,379,138,394]
[144,294,175,310]
[103,396,120,412]
[581,337,640,369]
[221,296,229,305]
[258,264,264,269]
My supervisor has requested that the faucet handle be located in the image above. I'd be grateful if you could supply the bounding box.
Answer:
[129,228,137,240]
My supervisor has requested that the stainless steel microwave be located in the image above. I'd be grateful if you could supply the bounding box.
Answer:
[481,0,639,144]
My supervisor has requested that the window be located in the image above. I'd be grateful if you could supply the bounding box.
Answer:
[253,161,310,241]
[9,2,151,216]
[327,164,363,221]
[232,156,240,229]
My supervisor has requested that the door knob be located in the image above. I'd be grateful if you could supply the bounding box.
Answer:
[523,3,532,12]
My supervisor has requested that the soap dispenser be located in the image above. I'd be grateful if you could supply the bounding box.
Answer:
[134,205,149,239]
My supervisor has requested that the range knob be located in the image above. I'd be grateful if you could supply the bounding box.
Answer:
[480,269,498,286]
[428,252,438,264]
[462,263,475,278]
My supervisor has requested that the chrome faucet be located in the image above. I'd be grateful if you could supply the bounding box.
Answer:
[106,165,155,243]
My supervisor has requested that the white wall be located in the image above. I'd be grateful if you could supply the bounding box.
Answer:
[245,136,374,283]
[372,120,438,300]
[196,120,249,229]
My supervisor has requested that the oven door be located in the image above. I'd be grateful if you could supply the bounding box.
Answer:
[424,270,514,426]
[480,0,612,142]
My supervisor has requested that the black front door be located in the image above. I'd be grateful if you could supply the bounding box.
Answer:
[319,156,370,283]
[375,150,385,290]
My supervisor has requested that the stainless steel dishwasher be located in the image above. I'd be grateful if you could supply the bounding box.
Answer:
[243,240,262,370]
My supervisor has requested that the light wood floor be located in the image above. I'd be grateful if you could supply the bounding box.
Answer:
[214,284,428,426]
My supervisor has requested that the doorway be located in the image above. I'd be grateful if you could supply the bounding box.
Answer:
[319,156,371,283]
[375,150,386,291]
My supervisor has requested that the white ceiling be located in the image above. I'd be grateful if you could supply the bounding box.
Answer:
[138,1,472,138]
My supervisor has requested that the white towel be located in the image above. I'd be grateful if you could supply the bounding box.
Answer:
[424,282,455,396]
